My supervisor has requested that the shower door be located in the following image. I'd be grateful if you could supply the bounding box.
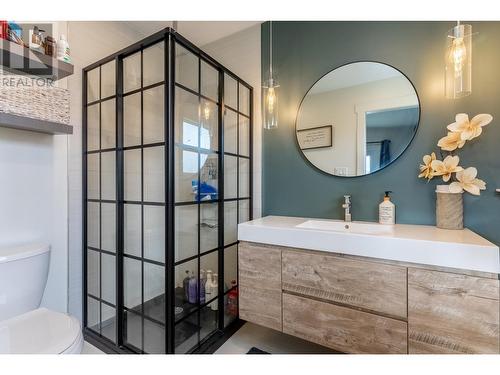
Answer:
[83,29,253,354]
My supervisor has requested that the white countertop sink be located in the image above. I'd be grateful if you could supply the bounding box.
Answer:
[238,216,500,274]
[296,219,395,235]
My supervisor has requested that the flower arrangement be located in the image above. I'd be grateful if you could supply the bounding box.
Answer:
[418,113,492,195]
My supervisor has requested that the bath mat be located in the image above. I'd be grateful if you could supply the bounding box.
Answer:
[247,347,270,354]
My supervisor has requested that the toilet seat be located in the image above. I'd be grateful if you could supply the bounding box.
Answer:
[0,308,83,354]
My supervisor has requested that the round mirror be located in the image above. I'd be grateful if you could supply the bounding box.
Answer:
[296,61,420,177]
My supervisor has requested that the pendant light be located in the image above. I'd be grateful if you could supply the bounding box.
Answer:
[263,21,279,129]
[445,21,472,99]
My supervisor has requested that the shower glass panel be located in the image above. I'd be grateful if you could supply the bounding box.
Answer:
[84,59,118,344]
[83,28,252,354]
[121,41,166,354]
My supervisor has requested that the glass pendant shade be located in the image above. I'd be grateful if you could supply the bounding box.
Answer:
[445,23,472,99]
[263,21,279,129]
[263,77,279,129]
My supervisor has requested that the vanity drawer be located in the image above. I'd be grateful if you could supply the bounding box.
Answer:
[282,250,407,319]
[283,293,408,354]
[408,268,500,354]
[238,242,282,331]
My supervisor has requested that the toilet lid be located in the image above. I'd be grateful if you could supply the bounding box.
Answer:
[0,308,81,354]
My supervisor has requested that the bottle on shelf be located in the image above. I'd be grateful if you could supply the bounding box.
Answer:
[29,26,44,51]
[183,270,190,302]
[188,272,198,304]
[227,280,238,316]
[205,270,214,304]
[199,269,206,304]
[44,36,56,57]
[56,34,71,63]
[210,273,219,311]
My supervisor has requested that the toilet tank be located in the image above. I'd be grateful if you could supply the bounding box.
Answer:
[0,244,50,321]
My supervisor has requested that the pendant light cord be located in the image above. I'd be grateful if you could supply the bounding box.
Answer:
[269,21,273,79]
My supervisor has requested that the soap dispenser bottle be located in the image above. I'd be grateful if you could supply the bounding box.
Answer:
[379,191,395,225]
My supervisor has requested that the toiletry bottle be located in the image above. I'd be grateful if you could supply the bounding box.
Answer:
[44,36,56,57]
[210,273,219,311]
[183,270,190,302]
[57,35,71,63]
[188,272,198,304]
[0,21,8,41]
[205,271,213,303]
[227,280,238,316]
[379,191,395,225]
[29,26,44,51]
[199,269,206,304]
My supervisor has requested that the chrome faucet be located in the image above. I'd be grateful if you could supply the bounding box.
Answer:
[342,195,352,222]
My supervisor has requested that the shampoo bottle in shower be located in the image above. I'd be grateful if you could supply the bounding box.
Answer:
[205,271,213,303]
[210,274,219,311]
[227,280,238,316]
[188,273,198,304]
[199,269,206,304]
[183,270,190,302]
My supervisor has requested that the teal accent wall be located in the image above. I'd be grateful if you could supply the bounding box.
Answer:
[261,21,500,245]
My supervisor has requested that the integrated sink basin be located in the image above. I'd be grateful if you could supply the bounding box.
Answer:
[296,219,394,235]
[237,215,500,274]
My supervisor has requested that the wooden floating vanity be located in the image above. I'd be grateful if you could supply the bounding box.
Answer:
[238,216,500,354]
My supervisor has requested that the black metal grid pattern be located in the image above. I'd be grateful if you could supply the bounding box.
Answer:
[83,57,119,345]
[121,40,167,354]
[82,28,253,354]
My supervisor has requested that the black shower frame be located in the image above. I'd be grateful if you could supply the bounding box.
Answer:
[82,27,253,354]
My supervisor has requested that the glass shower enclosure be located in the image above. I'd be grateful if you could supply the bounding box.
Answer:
[83,28,253,353]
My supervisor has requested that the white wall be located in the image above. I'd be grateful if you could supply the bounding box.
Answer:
[203,24,262,219]
[297,76,415,176]
[0,128,68,312]
[0,21,69,313]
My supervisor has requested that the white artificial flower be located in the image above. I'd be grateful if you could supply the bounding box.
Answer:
[431,155,463,183]
[437,131,466,151]
[449,167,487,196]
[418,152,437,180]
[447,113,493,141]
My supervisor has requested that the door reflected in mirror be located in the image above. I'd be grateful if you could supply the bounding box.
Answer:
[296,61,420,177]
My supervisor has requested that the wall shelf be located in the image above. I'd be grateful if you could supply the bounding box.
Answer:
[0,39,74,80]
[0,112,72,135]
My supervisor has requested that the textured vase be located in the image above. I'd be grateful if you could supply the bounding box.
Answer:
[436,185,464,230]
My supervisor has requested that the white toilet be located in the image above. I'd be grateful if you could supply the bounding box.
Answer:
[0,243,84,354]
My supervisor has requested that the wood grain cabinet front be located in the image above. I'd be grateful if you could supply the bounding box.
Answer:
[237,241,500,354]
[238,242,282,331]
[283,293,408,354]
[408,268,500,354]
[282,249,407,319]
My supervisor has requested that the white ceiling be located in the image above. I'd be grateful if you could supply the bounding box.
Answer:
[121,21,262,47]
[309,62,401,95]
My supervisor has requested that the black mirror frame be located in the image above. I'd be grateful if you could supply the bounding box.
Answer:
[294,60,421,178]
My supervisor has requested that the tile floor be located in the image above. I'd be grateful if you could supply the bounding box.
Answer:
[81,322,337,354]
[215,322,337,354]
[81,342,105,354]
